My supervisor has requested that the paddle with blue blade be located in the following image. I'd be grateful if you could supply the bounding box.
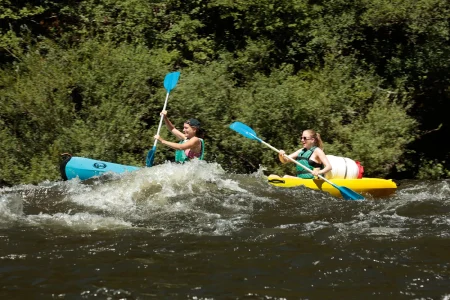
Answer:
[229,121,365,201]
[146,71,181,167]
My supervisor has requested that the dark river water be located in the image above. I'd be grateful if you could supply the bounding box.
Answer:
[1,161,450,299]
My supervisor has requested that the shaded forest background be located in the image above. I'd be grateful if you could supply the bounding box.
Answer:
[1,0,449,186]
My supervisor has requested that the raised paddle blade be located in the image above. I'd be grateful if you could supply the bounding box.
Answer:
[229,122,261,142]
[164,71,180,93]
[146,71,181,167]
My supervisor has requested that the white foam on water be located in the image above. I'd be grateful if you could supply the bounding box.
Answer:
[61,160,234,225]
[1,160,239,231]
[0,194,23,226]
[27,212,132,230]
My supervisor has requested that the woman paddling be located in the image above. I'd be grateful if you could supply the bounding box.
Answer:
[154,110,205,163]
[273,129,332,178]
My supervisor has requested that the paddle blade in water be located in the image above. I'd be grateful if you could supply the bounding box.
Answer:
[229,122,261,142]
[146,146,157,167]
[164,72,180,93]
[339,186,365,201]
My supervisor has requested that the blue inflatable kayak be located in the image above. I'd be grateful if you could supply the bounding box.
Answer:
[60,154,140,181]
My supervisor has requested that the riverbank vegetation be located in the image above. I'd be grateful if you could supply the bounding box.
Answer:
[1,0,449,185]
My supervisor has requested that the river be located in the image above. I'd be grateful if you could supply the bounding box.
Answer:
[1,161,450,299]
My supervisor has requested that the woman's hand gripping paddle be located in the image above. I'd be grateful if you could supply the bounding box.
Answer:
[229,121,365,201]
[146,71,181,167]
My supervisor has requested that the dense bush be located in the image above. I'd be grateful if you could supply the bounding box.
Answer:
[1,0,449,185]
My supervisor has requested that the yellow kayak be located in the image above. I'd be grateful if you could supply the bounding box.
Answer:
[267,175,397,198]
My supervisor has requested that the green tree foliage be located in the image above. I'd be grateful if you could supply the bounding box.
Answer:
[0,38,175,184]
[58,0,164,44]
[0,0,47,62]
[0,0,449,185]
[228,57,416,177]
[309,0,450,174]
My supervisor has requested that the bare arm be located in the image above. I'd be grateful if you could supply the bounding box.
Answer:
[311,148,332,176]
[161,111,185,140]
[154,135,200,151]
[278,149,301,164]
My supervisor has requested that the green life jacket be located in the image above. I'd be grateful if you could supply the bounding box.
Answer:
[295,146,324,179]
[175,138,205,163]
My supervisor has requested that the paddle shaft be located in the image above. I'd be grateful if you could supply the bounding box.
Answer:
[152,92,170,147]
